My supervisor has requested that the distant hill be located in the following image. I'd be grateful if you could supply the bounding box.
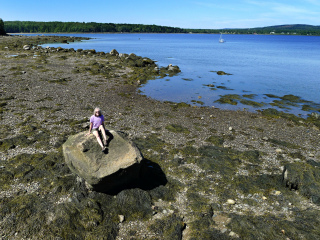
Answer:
[189,24,320,35]
[246,24,320,35]
[3,21,320,35]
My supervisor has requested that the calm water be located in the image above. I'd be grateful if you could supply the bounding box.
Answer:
[32,33,320,116]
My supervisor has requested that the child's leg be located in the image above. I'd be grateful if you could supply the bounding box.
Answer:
[99,125,108,145]
[92,130,104,149]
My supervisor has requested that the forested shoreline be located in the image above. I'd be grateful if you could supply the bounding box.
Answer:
[2,20,320,35]
[4,21,188,34]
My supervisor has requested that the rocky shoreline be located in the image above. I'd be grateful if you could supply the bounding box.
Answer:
[1,35,320,239]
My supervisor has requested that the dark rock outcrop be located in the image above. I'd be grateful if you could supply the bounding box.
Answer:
[63,130,143,193]
[282,161,320,204]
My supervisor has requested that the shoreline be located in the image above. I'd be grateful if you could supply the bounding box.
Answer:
[1,35,320,239]
[8,32,320,36]
[8,32,320,118]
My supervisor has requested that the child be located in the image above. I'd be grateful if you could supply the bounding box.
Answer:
[87,107,108,151]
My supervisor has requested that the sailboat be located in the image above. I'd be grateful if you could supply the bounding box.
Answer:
[219,33,225,43]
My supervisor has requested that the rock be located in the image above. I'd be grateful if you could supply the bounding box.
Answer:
[282,162,320,205]
[87,49,96,54]
[167,64,180,72]
[229,127,233,131]
[274,191,281,195]
[119,215,125,223]
[311,112,320,119]
[229,231,238,237]
[227,199,236,205]
[23,45,31,50]
[62,130,143,193]
[110,49,119,56]
[276,148,282,153]
[262,137,269,141]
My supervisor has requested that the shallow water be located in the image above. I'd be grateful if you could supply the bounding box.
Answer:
[26,33,320,116]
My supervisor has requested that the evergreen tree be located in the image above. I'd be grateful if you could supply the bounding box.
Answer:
[0,18,6,35]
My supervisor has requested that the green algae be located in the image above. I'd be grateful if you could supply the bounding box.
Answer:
[240,99,265,108]
[115,188,153,220]
[0,134,34,151]
[205,136,224,146]
[267,138,300,149]
[242,94,257,99]
[165,124,190,134]
[191,100,205,105]
[148,214,185,240]
[259,108,304,125]
[215,94,242,105]
[229,210,320,240]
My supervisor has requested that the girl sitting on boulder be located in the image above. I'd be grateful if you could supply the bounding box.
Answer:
[87,107,108,151]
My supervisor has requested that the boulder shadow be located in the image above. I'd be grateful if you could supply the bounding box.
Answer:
[95,159,167,195]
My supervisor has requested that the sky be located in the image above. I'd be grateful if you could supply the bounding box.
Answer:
[1,0,320,29]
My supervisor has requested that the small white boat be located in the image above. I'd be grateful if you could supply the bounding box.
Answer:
[219,33,225,43]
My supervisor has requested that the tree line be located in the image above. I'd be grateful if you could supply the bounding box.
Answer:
[3,21,320,35]
[4,21,188,34]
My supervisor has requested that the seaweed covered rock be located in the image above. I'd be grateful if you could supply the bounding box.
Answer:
[109,49,119,56]
[282,161,320,204]
[62,130,143,193]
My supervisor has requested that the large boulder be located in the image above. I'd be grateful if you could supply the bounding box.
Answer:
[282,161,320,205]
[62,130,143,193]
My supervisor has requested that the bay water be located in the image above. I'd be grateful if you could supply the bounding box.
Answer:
[34,33,320,116]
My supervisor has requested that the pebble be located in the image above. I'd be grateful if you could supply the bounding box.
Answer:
[276,149,282,153]
[275,191,281,195]
[229,231,237,237]
[221,228,228,233]
[229,127,233,131]
[262,137,269,141]
[227,199,236,205]
[309,153,315,158]
[119,215,125,223]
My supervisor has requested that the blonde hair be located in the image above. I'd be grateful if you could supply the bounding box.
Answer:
[93,107,102,116]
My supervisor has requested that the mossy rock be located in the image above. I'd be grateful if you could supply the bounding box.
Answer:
[283,162,320,205]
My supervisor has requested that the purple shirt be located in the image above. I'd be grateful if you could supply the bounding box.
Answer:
[90,115,104,129]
